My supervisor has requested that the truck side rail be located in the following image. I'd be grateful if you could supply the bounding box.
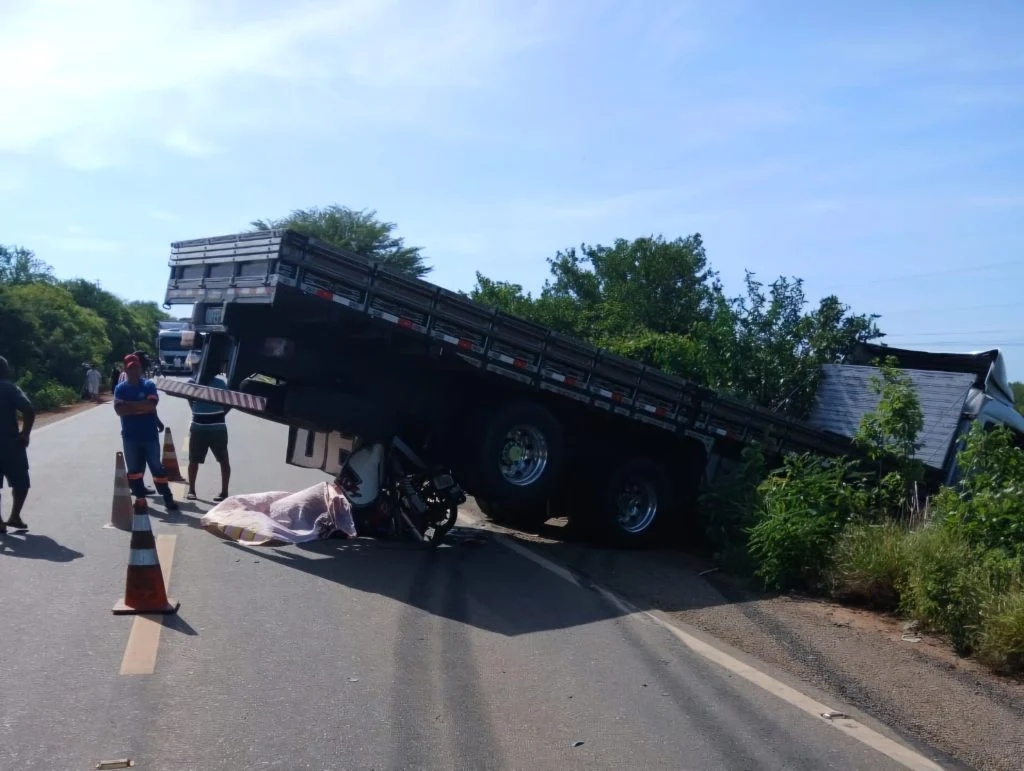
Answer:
[164,229,853,457]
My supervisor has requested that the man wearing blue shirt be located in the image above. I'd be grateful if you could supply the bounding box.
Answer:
[114,354,178,511]
[186,363,232,502]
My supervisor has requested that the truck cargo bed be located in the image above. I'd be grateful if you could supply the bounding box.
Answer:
[164,229,852,457]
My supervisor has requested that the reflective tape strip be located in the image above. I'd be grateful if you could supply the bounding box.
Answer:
[154,378,267,411]
[129,548,159,567]
[132,514,153,532]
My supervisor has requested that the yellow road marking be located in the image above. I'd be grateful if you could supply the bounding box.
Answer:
[119,534,178,676]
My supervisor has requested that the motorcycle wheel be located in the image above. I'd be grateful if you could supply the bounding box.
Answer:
[424,504,459,547]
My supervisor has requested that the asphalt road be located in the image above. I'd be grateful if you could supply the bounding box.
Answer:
[0,396,944,770]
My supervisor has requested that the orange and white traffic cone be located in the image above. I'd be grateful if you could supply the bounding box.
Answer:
[107,451,134,532]
[161,427,185,483]
[113,497,180,615]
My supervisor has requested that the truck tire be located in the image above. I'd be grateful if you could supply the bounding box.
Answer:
[476,400,564,508]
[592,456,677,548]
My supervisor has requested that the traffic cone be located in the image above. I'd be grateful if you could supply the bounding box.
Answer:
[113,497,180,615]
[161,427,185,483]
[107,452,134,531]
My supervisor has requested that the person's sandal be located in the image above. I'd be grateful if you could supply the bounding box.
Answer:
[186,491,198,500]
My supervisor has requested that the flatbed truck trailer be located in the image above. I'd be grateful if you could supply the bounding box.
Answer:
[156,229,854,545]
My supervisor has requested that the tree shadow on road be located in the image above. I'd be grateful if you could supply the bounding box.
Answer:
[214,521,732,639]
[0,533,84,562]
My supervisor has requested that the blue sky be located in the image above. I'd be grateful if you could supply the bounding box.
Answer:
[2,0,1022,376]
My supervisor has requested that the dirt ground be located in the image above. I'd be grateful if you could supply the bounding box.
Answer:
[479,512,1024,771]
[32,397,108,429]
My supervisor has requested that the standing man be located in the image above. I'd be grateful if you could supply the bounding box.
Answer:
[114,354,178,511]
[186,362,231,502]
[0,356,34,533]
[84,363,102,403]
[118,350,161,495]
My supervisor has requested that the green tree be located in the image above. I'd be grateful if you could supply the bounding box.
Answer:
[62,279,146,362]
[1011,381,1024,412]
[127,301,173,358]
[727,274,882,416]
[2,282,110,389]
[0,245,54,285]
[251,204,431,278]
[470,233,882,417]
[854,356,926,514]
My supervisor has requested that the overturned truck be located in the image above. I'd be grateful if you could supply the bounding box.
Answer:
[156,229,858,546]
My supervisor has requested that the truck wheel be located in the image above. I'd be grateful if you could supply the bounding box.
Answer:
[594,456,676,547]
[477,401,564,508]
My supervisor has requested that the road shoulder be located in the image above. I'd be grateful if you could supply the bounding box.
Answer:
[32,397,108,429]
[482,512,1024,771]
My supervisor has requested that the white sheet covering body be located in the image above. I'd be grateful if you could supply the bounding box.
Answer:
[200,481,358,545]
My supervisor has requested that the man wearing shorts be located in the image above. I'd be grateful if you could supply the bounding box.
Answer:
[0,356,35,534]
[186,364,231,502]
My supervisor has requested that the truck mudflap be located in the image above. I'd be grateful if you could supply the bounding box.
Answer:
[154,377,268,412]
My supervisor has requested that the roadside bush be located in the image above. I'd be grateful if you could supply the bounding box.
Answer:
[933,424,1024,558]
[748,453,867,592]
[898,526,1022,656]
[976,586,1024,675]
[829,520,906,610]
[24,379,79,411]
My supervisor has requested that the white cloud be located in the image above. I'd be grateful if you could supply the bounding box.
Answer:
[0,0,566,170]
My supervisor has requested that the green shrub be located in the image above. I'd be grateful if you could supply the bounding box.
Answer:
[934,424,1024,558]
[977,587,1024,675]
[28,380,79,411]
[748,453,867,592]
[829,520,907,610]
[899,526,1008,656]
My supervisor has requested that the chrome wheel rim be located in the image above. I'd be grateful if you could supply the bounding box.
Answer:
[616,478,658,534]
[499,425,549,486]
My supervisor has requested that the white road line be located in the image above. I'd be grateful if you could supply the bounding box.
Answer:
[461,509,944,771]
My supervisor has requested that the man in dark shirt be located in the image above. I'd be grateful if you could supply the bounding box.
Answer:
[113,354,178,511]
[0,355,35,534]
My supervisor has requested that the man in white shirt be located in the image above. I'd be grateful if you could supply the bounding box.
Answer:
[85,365,102,403]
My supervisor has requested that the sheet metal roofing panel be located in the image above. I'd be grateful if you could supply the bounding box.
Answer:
[807,364,976,470]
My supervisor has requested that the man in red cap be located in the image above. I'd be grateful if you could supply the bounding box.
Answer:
[113,354,178,510]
